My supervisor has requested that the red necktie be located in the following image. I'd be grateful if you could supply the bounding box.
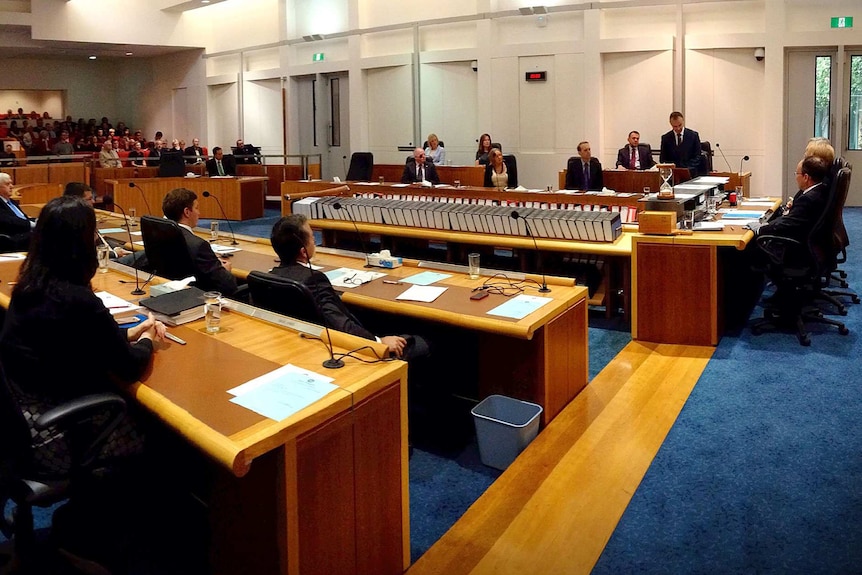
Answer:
[631,148,637,169]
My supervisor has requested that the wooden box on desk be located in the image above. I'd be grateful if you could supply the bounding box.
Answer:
[638,211,677,235]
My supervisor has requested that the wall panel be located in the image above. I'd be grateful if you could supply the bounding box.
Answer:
[419,61,478,166]
[366,66,413,164]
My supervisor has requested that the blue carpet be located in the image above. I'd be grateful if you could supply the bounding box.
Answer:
[593,207,862,574]
[198,208,281,240]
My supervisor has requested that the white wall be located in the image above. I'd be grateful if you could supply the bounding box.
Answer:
[366,65,413,164]
[419,62,478,166]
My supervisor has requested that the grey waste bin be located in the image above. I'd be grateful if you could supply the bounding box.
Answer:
[471,394,543,471]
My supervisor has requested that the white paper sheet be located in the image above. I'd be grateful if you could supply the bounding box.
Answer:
[395,285,447,303]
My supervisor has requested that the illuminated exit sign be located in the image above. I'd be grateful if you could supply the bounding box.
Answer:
[313,53,325,62]
[831,17,853,28]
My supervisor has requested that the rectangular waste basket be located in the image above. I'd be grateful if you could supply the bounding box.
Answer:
[471,395,543,471]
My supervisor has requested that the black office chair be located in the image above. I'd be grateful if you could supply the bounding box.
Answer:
[0,360,127,571]
[750,164,851,346]
[820,158,859,308]
[0,234,16,253]
[503,154,519,188]
[422,141,444,149]
[700,141,714,173]
[247,271,323,323]
[140,215,198,281]
[346,152,374,181]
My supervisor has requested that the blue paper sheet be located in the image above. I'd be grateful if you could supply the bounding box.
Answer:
[487,294,553,320]
[402,271,452,285]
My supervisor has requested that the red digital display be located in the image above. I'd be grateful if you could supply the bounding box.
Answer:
[525,71,547,82]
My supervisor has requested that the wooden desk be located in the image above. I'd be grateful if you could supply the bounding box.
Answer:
[371,164,485,187]
[107,176,268,220]
[220,242,589,425]
[0,261,410,575]
[559,169,753,197]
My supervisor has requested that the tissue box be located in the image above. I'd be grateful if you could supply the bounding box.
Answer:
[367,253,403,268]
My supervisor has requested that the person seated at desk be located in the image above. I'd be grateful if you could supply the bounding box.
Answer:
[232,139,260,164]
[768,138,834,222]
[0,171,35,251]
[163,187,239,296]
[616,130,655,170]
[747,155,829,259]
[206,147,236,177]
[0,144,17,166]
[483,148,517,190]
[475,133,495,165]
[270,214,430,361]
[128,141,147,167]
[99,139,122,168]
[0,196,165,475]
[424,133,445,165]
[659,111,704,176]
[401,147,440,185]
[565,141,604,190]
[184,138,205,164]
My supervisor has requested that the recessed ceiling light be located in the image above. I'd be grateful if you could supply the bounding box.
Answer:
[88,55,96,60]
[125,52,133,56]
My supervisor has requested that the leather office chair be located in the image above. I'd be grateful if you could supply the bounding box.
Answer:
[0,360,127,570]
[503,154,519,188]
[672,167,692,184]
[700,141,714,173]
[247,271,323,323]
[750,164,851,346]
[820,158,859,307]
[346,152,374,181]
[140,215,198,281]
[0,234,16,253]
[422,141,444,149]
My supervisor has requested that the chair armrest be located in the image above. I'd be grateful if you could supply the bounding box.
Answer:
[34,393,126,431]
[756,234,805,267]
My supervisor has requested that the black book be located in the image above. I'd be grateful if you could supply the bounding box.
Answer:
[139,286,207,325]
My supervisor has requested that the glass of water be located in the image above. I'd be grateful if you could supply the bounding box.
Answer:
[96,245,110,273]
[204,291,222,333]
[128,207,137,226]
[210,221,220,242]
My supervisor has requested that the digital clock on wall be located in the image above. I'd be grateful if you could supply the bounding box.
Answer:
[525,71,547,82]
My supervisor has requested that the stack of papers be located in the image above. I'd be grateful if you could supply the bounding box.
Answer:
[228,364,339,421]
[95,291,143,317]
[211,244,241,255]
[402,271,451,285]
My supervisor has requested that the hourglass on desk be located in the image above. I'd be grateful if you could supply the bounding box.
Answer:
[657,163,675,198]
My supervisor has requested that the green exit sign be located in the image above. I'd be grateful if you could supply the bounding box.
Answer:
[313,53,325,62]
[831,17,853,28]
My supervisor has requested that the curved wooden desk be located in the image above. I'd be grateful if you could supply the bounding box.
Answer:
[0,259,410,575]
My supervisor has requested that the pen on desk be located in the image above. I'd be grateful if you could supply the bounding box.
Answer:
[165,332,187,345]
[382,280,402,285]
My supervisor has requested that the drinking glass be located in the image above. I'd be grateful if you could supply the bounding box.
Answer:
[97,245,110,273]
[468,253,480,279]
[210,221,220,242]
[204,291,222,333]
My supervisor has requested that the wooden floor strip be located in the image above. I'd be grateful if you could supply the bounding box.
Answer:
[407,341,714,575]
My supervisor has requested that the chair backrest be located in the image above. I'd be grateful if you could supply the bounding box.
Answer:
[0,361,33,474]
[140,215,197,281]
[813,160,851,268]
[503,154,518,187]
[700,141,714,173]
[247,271,323,324]
[831,157,852,251]
[158,149,185,177]
[346,152,374,181]
[422,141,444,149]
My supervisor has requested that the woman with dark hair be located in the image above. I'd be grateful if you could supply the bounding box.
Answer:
[0,195,164,474]
[475,133,493,165]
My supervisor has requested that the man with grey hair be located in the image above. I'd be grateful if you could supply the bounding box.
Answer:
[0,172,34,250]
[400,147,440,184]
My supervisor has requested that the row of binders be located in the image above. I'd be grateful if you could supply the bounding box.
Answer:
[293,195,623,242]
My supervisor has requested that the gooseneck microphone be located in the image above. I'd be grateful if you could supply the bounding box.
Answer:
[739,155,750,175]
[510,211,551,293]
[128,181,153,216]
[714,142,733,173]
[112,202,145,296]
[303,258,345,369]
[201,191,238,245]
[332,198,371,268]
[342,155,348,178]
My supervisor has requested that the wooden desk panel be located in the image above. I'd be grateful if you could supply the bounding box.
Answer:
[108,176,267,220]
[371,164,485,187]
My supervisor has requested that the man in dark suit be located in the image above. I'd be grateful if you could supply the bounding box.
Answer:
[184,138,205,164]
[401,148,440,184]
[162,187,238,296]
[616,131,655,170]
[565,141,604,190]
[232,139,260,164]
[749,155,829,244]
[269,213,429,361]
[0,172,34,251]
[205,147,236,177]
[659,111,704,175]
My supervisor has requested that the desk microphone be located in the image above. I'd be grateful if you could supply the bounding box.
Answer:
[510,211,551,293]
[303,259,345,369]
[201,191,238,245]
[342,155,348,179]
[332,198,371,268]
[714,143,733,173]
[738,155,750,176]
[112,202,145,296]
[128,182,152,216]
